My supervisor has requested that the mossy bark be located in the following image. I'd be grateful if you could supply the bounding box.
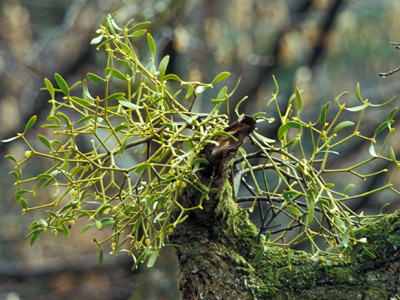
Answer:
[170,116,400,299]
[171,179,400,299]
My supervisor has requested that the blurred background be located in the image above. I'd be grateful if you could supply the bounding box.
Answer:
[1,0,400,299]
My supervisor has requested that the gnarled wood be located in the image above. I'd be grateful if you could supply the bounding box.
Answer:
[170,115,400,299]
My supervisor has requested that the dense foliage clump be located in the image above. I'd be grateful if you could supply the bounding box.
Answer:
[3,14,399,267]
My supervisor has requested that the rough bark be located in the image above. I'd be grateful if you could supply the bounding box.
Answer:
[170,116,400,299]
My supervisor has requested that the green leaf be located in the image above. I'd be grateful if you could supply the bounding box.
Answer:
[41,175,56,189]
[55,73,69,95]
[1,136,20,143]
[90,34,104,44]
[316,199,330,208]
[20,198,28,209]
[334,216,346,231]
[191,158,209,165]
[318,102,330,125]
[195,85,209,94]
[46,210,59,220]
[159,55,169,79]
[10,171,20,180]
[106,68,126,80]
[307,200,314,224]
[272,75,279,94]
[88,73,105,83]
[61,223,70,239]
[118,59,130,68]
[390,147,397,163]
[24,115,37,133]
[134,216,143,233]
[373,121,394,138]
[228,76,242,97]
[253,131,275,145]
[119,100,142,109]
[5,155,18,164]
[118,138,128,157]
[120,42,133,56]
[104,93,126,101]
[196,181,210,193]
[342,228,350,248]
[29,221,41,231]
[99,248,104,266]
[71,96,93,107]
[48,116,61,126]
[278,124,290,140]
[277,121,301,140]
[380,203,390,215]
[295,88,303,113]
[211,72,230,85]
[135,163,151,175]
[82,79,94,100]
[185,84,194,99]
[147,251,159,268]
[344,183,356,194]
[362,247,376,259]
[353,228,366,236]
[252,112,266,118]
[286,205,302,217]
[110,18,122,30]
[52,183,60,198]
[100,219,115,230]
[234,97,248,116]
[355,83,363,102]
[41,124,58,129]
[106,15,117,36]
[129,21,151,32]
[282,138,298,149]
[333,121,354,134]
[276,266,290,280]
[115,124,129,132]
[98,205,113,217]
[369,143,377,157]
[334,91,349,106]
[153,212,165,223]
[76,115,94,125]
[95,220,102,230]
[163,74,181,82]
[129,29,147,37]
[147,33,156,58]
[215,86,228,101]
[387,107,397,129]
[177,111,192,122]
[282,190,300,204]
[287,121,302,129]
[344,103,370,112]
[253,247,266,263]
[69,81,81,91]
[44,78,55,99]
[38,135,52,150]
[30,229,44,246]
[56,111,71,127]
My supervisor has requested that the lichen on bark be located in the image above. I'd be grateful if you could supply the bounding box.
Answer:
[170,112,400,299]
[172,165,400,300]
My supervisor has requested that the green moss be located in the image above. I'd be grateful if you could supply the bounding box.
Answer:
[387,234,400,247]
[215,180,237,217]
[207,184,400,298]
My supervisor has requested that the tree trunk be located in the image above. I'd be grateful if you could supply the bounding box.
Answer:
[170,116,400,299]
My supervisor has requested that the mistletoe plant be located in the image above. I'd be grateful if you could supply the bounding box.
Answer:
[3,14,399,267]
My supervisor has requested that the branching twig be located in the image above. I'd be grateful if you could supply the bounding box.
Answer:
[379,42,400,77]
